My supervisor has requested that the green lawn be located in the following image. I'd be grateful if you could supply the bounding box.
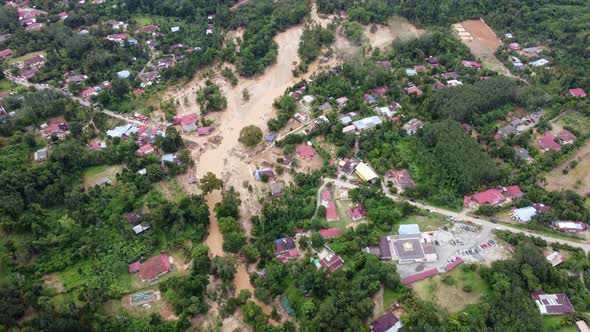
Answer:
[542,315,578,332]
[0,79,18,92]
[395,214,450,232]
[83,165,122,188]
[331,200,355,228]
[132,15,156,25]
[553,111,590,136]
[383,287,402,310]
[412,265,489,313]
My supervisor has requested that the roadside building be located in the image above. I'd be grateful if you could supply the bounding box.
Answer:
[539,132,561,152]
[545,251,565,267]
[353,116,383,131]
[354,162,378,182]
[551,221,588,233]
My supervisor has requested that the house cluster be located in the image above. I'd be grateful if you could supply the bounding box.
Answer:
[504,40,550,69]
[321,189,339,222]
[494,112,542,139]
[511,203,551,222]
[172,113,207,135]
[128,252,172,282]
[463,185,523,208]
[40,121,68,140]
[538,129,577,152]
[81,81,112,99]
[105,122,166,157]
[17,8,46,31]
[385,169,415,192]
[17,54,45,80]
[275,237,299,263]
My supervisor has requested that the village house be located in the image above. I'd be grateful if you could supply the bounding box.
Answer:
[569,88,587,98]
[197,126,212,136]
[464,188,505,208]
[128,253,172,282]
[545,251,565,267]
[532,290,575,315]
[347,205,366,221]
[335,96,348,108]
[314,245,344,272]
[139,71,160,87]
[318,102,332,112]
[33,148,47,161]
[538,132,561,152]
[403,118,424,135]
[254,168,275,181]
[515,147,533,162]
[23,54,44,68]
[390,169,414,191]
[136,24,160,34]
[95,177,112,187]
[376,106,396,118]
[353,116,382,131]
[354,162,378,182]
[370,311,403,332]
[269,182,285,197]
[509,42,521,50]
[106,33,127,44]
[295,144,315,159]
[321,189,339,222]
[405,68,417,77]
[133,224,150,235]
[442,72,460,79]
[25,22,44,31]
[530,58,549,67]
[372,86,388,96]
[551,221,588,233]
[558,130,576,145]
[338,158,360,175]
[377,60,392,70]
[174,113,199,132]
[0,49,12,59]
[157,57,176,69]
[275,237,299,263]
[425,56,439,66]
[136,144,155,156]
[363,93,377,104]
[462,60,481,69]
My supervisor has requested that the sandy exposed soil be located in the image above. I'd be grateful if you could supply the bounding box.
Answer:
[42,273,64,293]
[545,141,590,195]
[453,19,511,75]
[364,19,425,50]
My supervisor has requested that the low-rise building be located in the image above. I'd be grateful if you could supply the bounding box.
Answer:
[532,290,575,315]
[370,311,403,332]
[128,253,172,282]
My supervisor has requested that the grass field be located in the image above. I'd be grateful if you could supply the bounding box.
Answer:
[551,111,590,136]
[383,287,402,310]
[8,51,46,65]
[542,315,578,332]
[83,165,122,188]
[0,79,18,92]
[132,15,156,25]
[395,214,450,232]
[412,266,488,313]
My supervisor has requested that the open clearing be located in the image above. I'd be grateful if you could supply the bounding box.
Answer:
[364,17,425,50]
[549,111,590,137]
[453,19,510,75]
[83,165,123,188]
[412,266,488,313]
[546,140,590,195]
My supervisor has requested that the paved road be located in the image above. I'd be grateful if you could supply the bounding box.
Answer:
[379,182,590,253]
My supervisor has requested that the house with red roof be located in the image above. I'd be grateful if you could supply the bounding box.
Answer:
[295,144,314,159]
[157,57,176,69]
[558,130,576,145]
[136,144,155,156]
[532,290,575,315]
[321,190,332,202]
[23,54,44,67]
[0,49,12,58]
[319,228,342,239]
[544,251,565,267]
[25,22,44,31]
[106,33,127,43]
[462,60,481,69]
[538,132,561,152]
[393,169,414,191]
[58,12,68,20]
[325,201,339,222]
[347,205,366,221]
[445,257,464,272]
[405,85,423,96]
[372,86,388,96]
[363,93,377,104]
[505,185,523,198]
[136,24,160,33]
[370,311,403,332]
[174,113,199,132]
[275,237,299,263]
[414,65,427,72]
[464,188,506,208]
[569,88,587,98]
[128,253,172,282]
[509,42,521,50]
[197,126,212,136]
[318,252,344,272]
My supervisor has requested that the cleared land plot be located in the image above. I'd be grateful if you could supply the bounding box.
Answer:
[0,79,18,92]
[550,111,590,137]
[395,215,449,232]
[542,315,578,332]
[83,165,123,188]
[412,266,488,313]
[545,140,590,195]
[453,19,510,75]
[364,17,425,50]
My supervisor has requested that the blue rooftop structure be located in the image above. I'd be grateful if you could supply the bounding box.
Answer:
[265,132,276,142]
[353,116,383,130]
[117,70,131,79]
[340,116,352,125]
[513,206,537,222]
[398,224,420,235]
[127,39,138,45]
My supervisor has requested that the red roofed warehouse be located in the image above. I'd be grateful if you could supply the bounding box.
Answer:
[532,290,575,315]
[128,253,172,282]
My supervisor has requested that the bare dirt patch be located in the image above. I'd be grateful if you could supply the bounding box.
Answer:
[43,273,64,294]
[545,140,590,195]
[364,17,425,50]
[453,19,511,75]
